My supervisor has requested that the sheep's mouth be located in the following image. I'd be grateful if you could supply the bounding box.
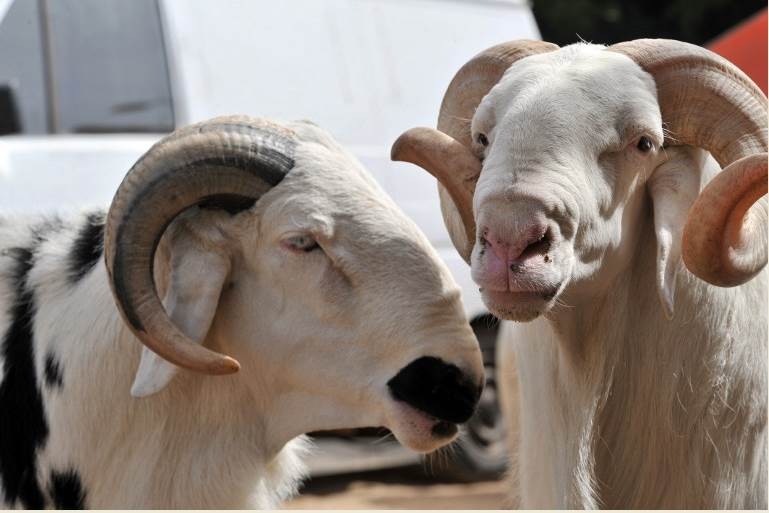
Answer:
[432,419,459,438]
[385,398,460,453]
[396,398,459,438]
[483,287,558,301]
[481,285,561,321]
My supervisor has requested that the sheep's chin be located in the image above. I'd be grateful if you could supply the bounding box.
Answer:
[481,289,557,321]
[385,399,459,454]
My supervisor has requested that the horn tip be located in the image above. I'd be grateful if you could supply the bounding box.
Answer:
[391,127,430,162]
[216,356,241,374]
[390,132,408,162]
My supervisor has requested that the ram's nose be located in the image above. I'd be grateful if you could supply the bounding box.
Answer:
[480,222,552,266]
[387,356,483,424]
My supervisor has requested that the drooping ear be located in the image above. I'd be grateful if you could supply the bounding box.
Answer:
[131,212,232,397]
[647,147,706,319]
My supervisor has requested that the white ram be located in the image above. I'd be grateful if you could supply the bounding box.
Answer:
[393,39,767,508]
[0,116,484,509]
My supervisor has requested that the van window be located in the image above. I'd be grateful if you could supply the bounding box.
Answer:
[0,0,174,135]
[47,0,174,133]
[0,0,47,134]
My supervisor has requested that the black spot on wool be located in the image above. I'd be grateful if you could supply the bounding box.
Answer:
[50,470,86,509]
[68,211,106,283]
[0,248,49,508]
[44,353,63,389]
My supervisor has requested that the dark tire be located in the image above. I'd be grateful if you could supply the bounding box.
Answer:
[426,315,508,482]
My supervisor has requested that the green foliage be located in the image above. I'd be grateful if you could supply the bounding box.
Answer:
[531,0,766,46]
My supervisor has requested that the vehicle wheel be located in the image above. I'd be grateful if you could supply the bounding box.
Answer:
[425,315,508,482]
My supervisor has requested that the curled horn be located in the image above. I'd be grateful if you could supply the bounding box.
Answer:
[610,39,768,286]
[105,116,296,374]
[392,40,559,262]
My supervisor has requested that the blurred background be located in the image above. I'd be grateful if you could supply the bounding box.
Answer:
[0,0,765,509]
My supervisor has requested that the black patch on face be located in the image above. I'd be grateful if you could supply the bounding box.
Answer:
[0,247,49,508]
[68,211,106,283]
[50,470,86,509]
[44,353,63,389]
[387,356,482,424]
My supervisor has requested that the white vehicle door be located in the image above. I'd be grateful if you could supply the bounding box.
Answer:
[159,0,540,318]
[0,0,172,212]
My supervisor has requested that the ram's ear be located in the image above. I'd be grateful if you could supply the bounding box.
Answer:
[647,147,706,319]
[131,213,232,397]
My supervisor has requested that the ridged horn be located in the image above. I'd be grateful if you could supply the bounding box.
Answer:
[104,115,296,374]
[610,39,768,286]
[392,40,559,262]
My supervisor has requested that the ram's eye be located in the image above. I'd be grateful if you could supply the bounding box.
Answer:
[477,133,489,147]
[282,235,320,252]
[636,136,653,152]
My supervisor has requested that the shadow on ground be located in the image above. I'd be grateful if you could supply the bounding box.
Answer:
[286,467,509,509]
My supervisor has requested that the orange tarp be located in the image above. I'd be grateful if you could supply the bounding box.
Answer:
[707,8,768,94]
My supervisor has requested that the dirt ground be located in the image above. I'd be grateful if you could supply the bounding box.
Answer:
[284,468,510,510]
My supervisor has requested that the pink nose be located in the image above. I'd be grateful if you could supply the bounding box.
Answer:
[480,223,551,268]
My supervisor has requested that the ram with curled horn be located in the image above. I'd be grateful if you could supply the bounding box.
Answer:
[0,115,484,508]
[393,39,767,508]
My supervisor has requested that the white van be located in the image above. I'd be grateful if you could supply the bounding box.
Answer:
[0,0,540,480]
